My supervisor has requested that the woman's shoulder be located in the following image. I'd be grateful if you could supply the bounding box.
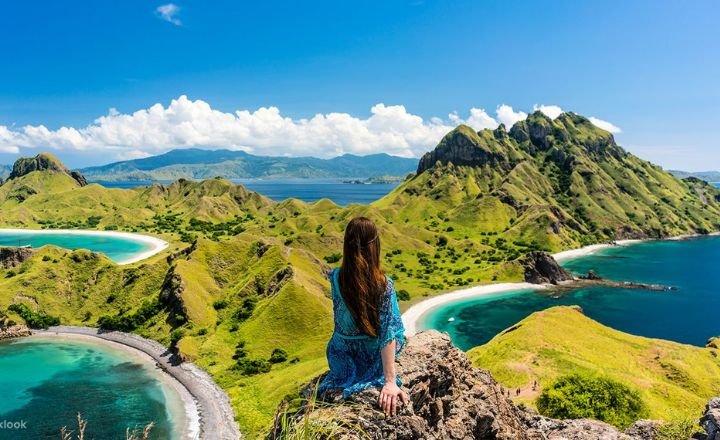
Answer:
[383,274,395,294]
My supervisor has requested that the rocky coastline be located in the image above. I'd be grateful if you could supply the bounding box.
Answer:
[0,324,31,340]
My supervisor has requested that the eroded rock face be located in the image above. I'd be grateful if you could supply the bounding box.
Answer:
[701,398,720,440]
[521,251,574,284]
[416,126,514,175]
[0,247,34,269]
[270,331,650,440]
[8,153,87,187]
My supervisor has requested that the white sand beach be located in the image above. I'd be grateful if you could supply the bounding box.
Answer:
[0,228,169,265]
[551,239,642,262]
[402,282,546,336]
[402,238,646,336]
[33,326,241,440]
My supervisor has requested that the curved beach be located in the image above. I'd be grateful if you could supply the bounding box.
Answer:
[35,326,241,440]
[402,239,644,336]
[0,228,169,265]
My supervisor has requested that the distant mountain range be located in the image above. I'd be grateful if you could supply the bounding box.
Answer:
[669,170,720,182]
[3,150,718,184]
[74,149,418,181]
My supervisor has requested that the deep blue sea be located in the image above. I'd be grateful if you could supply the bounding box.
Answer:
[91,179,399,205]
[0,337,184,439]
[0,231,153,264]
[419,236,720,351]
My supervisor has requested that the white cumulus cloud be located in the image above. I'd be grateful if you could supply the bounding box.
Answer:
[156,3,181,26]
[589,116,622,133]
[496,104,527,128]
[533,104,564,119]
[0,97,622,161]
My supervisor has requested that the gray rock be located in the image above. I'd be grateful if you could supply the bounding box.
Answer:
[521,251,574,284]
[624,420,662,439]
[0,246,34,269]
[701,398,720,440]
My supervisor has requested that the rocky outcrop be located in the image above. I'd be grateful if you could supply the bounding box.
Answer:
[0,324,31,340]
[69,170,88,186]
[701,398,720,440]
[0,246,34,269]
[159,270,188,325]
[8,153,87,187]
[521,251,574,284]
[271,331,652,440]
[416,125,515,175]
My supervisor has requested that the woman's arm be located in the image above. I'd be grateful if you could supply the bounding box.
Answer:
[378,340,408,416]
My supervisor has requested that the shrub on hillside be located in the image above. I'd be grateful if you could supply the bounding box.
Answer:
[396,289,411,301]
[269,348,288,364]
[97,299,162,332]
[537,373,647,429]
[323,253,342,264]
[234,358,271,375]
[7,303,60,329]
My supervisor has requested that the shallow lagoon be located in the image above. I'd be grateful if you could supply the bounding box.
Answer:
[0,229,165,264]
[0,336,186,439]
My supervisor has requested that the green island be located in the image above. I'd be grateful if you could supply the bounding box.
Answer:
[2,111,720,437]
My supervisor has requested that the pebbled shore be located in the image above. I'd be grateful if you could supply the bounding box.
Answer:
[35,326,240,440]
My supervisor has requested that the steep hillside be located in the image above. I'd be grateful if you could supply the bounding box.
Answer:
[79,149,417,181]
[467,306,720,422]
[0,236,333,437]
[378,112,720,253]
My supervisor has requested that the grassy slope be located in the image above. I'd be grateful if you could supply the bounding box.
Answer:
[2,113,720,435]
[467,306,720,422]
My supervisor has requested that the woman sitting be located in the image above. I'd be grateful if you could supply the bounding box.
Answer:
[318,217,408,416]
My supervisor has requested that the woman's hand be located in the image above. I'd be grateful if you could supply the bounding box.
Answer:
[378,382,408,416]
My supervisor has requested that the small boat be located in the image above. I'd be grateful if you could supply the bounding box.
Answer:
[551,294,560,299]
[447,317,455,322]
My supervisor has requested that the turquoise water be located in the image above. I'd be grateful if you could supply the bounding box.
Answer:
[93,179,400,205]
[0,231,153,263]
[0,337,182,439]
[419,236,720,351]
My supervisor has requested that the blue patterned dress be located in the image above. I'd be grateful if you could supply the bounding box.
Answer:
[318,268,406,398]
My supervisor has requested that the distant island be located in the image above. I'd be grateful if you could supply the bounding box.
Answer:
[669,169,720,182]
[71,149,418,181]
[342,175,408,184]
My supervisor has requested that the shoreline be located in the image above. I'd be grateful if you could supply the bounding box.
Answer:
[402,282,545,336]
[25,332,199,439]
[402,234,710,336]
[0,228,169,265]
[34,326,241,440]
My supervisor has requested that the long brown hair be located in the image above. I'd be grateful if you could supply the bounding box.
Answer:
[338,217,386,337]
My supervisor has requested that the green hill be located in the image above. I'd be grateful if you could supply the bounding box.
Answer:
[2,112,720,436]
[79,149,418,181]
[467,306,720,422]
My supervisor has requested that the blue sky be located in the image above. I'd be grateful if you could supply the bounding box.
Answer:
[0,0,718,169]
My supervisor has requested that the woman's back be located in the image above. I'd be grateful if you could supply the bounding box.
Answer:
[320,267,405,397]
[319,216,407,414]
